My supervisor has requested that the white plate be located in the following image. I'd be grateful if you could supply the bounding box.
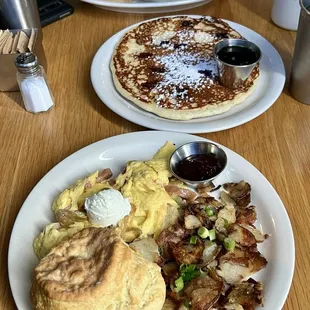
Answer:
[8,131,294,309]
[81,0,212,14]
[91,16,285,133]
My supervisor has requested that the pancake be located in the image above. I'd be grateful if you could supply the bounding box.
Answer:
[111,16,260,120]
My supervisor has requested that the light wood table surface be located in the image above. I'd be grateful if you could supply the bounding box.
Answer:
[1,0,309,309]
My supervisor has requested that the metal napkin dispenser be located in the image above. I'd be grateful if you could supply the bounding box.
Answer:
[0,28,46,92]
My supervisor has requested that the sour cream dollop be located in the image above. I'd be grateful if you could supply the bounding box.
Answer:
[84,189,131,227]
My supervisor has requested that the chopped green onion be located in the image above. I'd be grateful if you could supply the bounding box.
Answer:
[205,206,214,216]
[179,264,200,282]
[223,218,229,229]
[209,228,216,241]
[190,235,198,244]
[184,300,191,308]
[174,276,184,292]
[180,264,186,272]
[224,237,235,251]
[180,264,195,273]
[197,227,209,239]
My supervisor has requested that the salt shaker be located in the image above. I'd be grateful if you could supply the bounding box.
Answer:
[15,53,54,113]
[289,0,310,104]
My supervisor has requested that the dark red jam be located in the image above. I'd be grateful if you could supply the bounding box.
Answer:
[175,154,223,181]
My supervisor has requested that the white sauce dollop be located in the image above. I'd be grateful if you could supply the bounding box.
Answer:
[84,189,131,227]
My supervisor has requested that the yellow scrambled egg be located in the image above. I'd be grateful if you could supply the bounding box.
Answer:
[33,171,111,258]
[115,141,178,242]
[52,171,111,214]
[33,142,179,257]
[33,221,92,259]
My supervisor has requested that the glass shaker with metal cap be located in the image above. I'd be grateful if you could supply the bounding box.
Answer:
[15,52,54,113]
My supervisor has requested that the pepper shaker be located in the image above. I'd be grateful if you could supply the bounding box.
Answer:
[289,0,310,104]
[15,52,54,113]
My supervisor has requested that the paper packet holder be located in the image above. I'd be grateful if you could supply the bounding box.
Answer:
[0,28,47,92]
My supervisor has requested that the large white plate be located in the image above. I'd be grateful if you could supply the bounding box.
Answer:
[81,0,212,14]
[91,16,285,133]
[8,131,294,310]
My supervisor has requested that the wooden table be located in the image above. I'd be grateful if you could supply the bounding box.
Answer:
[0,0,309,309]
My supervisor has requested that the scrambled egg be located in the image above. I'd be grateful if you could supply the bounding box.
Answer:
[115,142,178,242]
[33,171,110,258]
[33,141,179,257]
[34,221,92,259]
[52,171,111,214]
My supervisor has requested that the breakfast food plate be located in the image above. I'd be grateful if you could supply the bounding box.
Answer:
[81,0,212,14]
[8,131,294,309]
[91,15,285,133]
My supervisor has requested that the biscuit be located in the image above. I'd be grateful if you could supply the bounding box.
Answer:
[30,227,166,310]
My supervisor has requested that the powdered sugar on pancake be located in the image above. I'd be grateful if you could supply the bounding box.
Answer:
[152,31,176,45]
[153,51,218,108]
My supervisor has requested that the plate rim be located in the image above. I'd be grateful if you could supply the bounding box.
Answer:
[81,0,209,9]
[91,15,285,133]
[8,130,295,310]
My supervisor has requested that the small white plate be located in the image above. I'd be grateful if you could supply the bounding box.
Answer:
[91,16,285,133]
[8,131,294,310]
[81,0,212,14]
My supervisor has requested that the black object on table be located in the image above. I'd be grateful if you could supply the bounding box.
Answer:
[37,0,74,27]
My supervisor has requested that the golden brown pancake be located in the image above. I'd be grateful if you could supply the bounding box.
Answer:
[111,16,259,120]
